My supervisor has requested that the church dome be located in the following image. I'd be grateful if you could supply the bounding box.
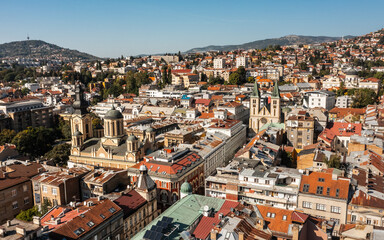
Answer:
[104,106,123,120]
[180,181,192,195]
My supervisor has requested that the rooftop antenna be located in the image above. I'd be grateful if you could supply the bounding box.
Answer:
[27,33,30,40]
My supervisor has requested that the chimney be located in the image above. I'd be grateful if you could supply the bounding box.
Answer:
[6,220,11,227]
[210,230,217,240]
[238,232,244,240]
[292,224,299,240]
[3,172,9,178]
[15,227,26,236]
[33,216,41,226]
[256,218,265,230]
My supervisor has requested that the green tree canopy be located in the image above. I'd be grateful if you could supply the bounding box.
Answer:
[12,127,57,158]
[44,143,71,167]
[351,88,377,108]
[325,155,341,169]
[0,129,16,145]
[16,206,40,222]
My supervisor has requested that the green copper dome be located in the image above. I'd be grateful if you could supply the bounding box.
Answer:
[180,181,192,194]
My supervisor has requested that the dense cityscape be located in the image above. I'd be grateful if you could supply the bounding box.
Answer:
[1,18,384,240]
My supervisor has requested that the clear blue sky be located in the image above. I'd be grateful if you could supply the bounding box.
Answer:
[1,0,383,58]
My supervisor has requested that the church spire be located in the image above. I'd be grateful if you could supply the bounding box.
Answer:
[271,80,280,99]
[251,80,259,98]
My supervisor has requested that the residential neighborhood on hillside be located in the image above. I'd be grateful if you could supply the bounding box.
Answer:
[1,5,384,238]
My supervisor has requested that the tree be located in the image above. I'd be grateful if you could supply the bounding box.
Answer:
[12,127,57,158]
[351,88,377,108]
[21,87,30,96]
[336,82,346,96]
[281,151,295,168]
[44,143,71,166]
[0,129,16,145]
[16,206,40,222]
[57,118,71,140]
[325,155,341,169]
[228,66,246,85]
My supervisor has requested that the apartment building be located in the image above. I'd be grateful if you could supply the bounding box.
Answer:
[45,198,124,240]
[286,111,315,149]
[114,165,160,239]
[213,58,225,69]
[205,158,301,210]
[128,148,204,208]
[0,99,54,132]
[32,168,89,207]
[303,90,336,110]
[297,171,351,225]
[81,168,129,200]
[0,162,44,224]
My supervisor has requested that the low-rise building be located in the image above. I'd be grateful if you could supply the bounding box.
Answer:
[205,158,301,210]
[32,167,89,207]
[45,198,124,240]
[0,161,44,224]
[297,170,351,225]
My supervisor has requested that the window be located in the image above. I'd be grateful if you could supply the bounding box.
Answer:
[254,178,259,183]
[12,189,17,197]
[52,188,57,196]
[302,201,312,209]
[244,177,248,182]
[109,207,116,213]
[318,178,325,182]
[316,186,323,195]
[326,188,330,196]
[336,189,340,197]
[331,206,341,214]
[266,212,271,217]
[271,213,276,218]
[367,218,371,225]
[265,180,270,185]
[316,203,326,211]
[24,197,29,205]
[351,215,356,223]
[303,184,309,192]
[12,201,18,209]
[282,215,287,221]
[87,221,95,227]
[42,185,47,193]
[23,184,28,192]
[100,214,106,219]
[74,228,85,236]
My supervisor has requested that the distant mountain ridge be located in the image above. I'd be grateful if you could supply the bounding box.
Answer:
[186,35,355,53]
[0,40,100,60]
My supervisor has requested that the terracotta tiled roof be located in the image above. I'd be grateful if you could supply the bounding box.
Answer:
[114,190,147,218]
[257,205,293,235]
[50,199,122,239]
[299,171,350,200]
